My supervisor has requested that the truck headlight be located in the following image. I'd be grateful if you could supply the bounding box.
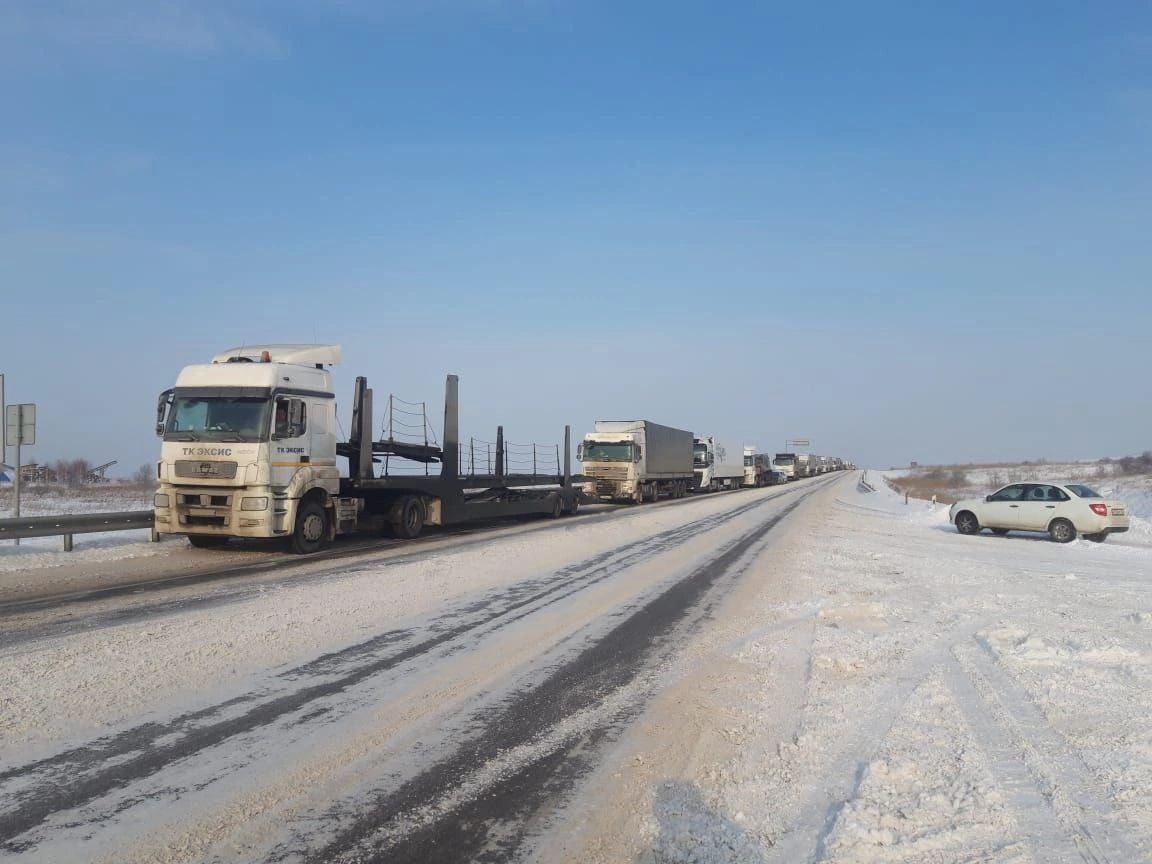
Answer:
[241,496,268,511]
[154,493,170,508]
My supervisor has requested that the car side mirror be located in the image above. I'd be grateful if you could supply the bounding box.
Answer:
[985,495,993,502]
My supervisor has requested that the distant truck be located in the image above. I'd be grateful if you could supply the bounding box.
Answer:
[579,420,694,503]
[153,345,582,553]
[773,453,797,481]
[692,436,743,492]
[795,452,813,478]
[742,447,774,487]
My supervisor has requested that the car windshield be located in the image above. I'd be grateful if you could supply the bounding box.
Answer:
[1066,484,1102,498]
[165,397,271,443]
[583,442,633,461]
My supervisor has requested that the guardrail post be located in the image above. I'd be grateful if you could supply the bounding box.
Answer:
[63,533,73,552]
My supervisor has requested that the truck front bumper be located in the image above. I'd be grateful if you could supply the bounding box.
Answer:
[154,485,290,539]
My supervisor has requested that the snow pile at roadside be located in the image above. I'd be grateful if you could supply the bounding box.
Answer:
[822,676,1028,863]
[0,487,162,573]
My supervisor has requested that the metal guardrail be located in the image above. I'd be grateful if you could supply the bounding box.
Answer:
[0,510,157,551]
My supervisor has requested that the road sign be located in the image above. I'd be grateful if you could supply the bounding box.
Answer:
[5,403,35,447]
[788,438,810,447]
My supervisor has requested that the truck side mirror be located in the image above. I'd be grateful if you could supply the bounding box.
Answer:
[575,443,584,461]
[156,389,173,437]
[634,446,642,462]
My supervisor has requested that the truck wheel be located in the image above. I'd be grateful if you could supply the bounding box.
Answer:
[551,494,563,518]
[392,495,425,539]
[290,498,328,554]
[565,495,580,515]
[188,535,229,549]
[1048,518,1076,543]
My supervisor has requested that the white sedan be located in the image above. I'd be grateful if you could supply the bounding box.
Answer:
[950,482,1129,543]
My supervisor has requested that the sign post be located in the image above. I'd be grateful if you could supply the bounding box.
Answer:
[5,404,36,546]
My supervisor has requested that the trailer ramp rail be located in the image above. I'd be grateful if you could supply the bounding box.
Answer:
[0,510,157,552]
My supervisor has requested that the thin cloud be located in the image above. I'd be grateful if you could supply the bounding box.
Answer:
[0,0,284,58]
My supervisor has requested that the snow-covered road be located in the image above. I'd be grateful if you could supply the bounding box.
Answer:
[0,477,831,862]
[2,472,1149,864]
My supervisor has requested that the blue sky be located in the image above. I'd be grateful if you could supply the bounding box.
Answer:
[1,0,1150,473]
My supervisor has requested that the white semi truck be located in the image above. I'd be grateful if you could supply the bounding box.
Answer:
[692,436,744,492]
[578,420,693,503]
[742,447,774,487]
[153,345,582,553]
[772,453,797,481]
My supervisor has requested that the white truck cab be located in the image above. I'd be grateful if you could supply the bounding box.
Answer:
[154,345,343,552]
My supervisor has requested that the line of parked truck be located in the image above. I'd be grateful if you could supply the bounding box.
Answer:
[152,346,854,552]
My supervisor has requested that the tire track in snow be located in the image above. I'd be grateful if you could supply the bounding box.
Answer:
[764,615,993,864]
[0,484,818,852]
[282,493,817,864]
[951,638,1145,864]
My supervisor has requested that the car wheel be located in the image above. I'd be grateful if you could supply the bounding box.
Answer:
[990,528,1009,536]
[1083,532,1108,543]
[955,511,980,535]
[1048,518,1076,544]
[188,535,229,549]
[291,498,328,554]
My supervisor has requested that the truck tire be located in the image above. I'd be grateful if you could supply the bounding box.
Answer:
[188,535,229,549]
[391,495,425,539]
[551,494,563,518]
[290,498,328,554]
[565,495,580,516]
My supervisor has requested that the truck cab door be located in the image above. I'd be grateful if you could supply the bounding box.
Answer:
[271,396,310,486]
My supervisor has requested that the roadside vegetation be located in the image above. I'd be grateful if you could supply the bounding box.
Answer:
[888,453,1152,505]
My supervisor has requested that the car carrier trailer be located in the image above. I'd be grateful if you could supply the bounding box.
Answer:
[339,374,583,543]
[154,345,583,553]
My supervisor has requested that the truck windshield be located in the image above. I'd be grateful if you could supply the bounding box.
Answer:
[165,397,271,443]
[693,443,710,466]
[774,454,795,464]
[583,443,634,461]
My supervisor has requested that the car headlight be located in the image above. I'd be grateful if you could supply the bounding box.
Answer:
[241,496,269,511]
[154,493,170,508]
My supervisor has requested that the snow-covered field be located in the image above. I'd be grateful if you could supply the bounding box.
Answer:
[0,486,163,573]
